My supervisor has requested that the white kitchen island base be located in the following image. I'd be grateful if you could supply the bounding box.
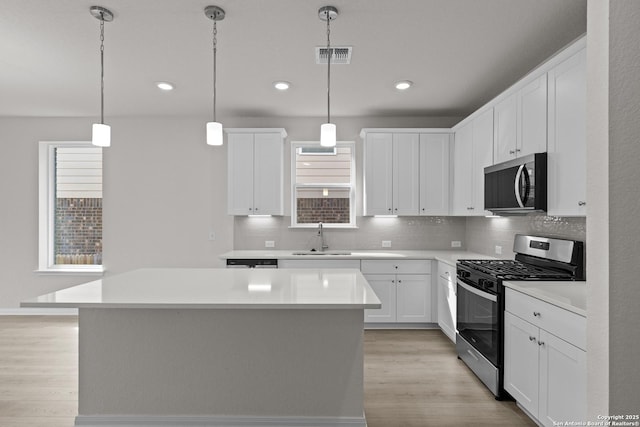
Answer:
[21,268,379,427]
[76,308,366,426]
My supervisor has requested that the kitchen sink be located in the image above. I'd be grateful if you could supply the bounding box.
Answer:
[291,250,352,256]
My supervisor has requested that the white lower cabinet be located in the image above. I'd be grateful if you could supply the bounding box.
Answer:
[436,261,456,342]
[504,288,586,426]
[277,259,361,269]
[362,260,432,324]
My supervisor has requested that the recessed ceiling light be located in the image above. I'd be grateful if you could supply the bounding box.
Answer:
[156,82,174,91]
[395,80,413,90]
[273,81,291,91]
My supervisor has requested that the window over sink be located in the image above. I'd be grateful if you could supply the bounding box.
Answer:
[291,142,356,228]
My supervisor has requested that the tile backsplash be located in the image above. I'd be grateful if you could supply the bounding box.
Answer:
[233,214,586,259]
[234,216,467,250]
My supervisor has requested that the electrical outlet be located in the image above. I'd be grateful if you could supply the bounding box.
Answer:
[265,240,275,248]
[208,231,216,241]
[382,240,392,248]
[451,241,462,248]
[495,245,503,255]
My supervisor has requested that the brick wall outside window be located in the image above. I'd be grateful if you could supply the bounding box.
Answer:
[297,198,350,224]
[55,198,102,264]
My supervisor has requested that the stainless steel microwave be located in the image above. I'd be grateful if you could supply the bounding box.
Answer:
[484,153,547,215]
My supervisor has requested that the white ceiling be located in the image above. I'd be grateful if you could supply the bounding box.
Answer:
[0,0,586,119]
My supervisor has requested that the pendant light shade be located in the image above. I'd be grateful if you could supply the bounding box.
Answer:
[90,6,113,147]
[206,121,223,146]
[320,123,336,147]
[205,6,225,146]
[92,123,111,147]
[319,6,338,148]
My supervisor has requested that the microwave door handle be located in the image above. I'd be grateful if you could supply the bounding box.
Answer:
[522,166,531,204]
[514,164,526,208]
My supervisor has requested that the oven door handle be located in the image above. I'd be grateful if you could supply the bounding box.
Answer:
[457,279,497,302]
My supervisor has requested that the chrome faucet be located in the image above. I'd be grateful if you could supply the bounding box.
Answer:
[318,222,329,252]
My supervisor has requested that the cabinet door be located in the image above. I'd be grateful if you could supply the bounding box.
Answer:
[253,133,283,215]
[364,275,397,322]
[493,94,518,164]
[419,133,450,215]
[547,48,587,216]
[504,311,540,418]
[452,123,473,215]
[437,276,456,342]
[519,74,548,158]
[364,133,393,215]
[472,108,494,215]
[227,133,255,215]
[538,330,587,427]
[392,133,420,215]
[396,274,431,322]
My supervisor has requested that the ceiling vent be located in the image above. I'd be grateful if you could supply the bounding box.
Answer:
[315,47,352,64]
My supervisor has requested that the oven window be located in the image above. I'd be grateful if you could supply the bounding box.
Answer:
[457,281,499,366]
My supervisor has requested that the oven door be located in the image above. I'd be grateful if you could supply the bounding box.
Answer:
[456,279,499,366]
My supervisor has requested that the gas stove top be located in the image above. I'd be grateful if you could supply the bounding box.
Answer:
[458,259,574,280]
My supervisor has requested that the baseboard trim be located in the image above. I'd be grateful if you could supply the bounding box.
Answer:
[0,307,78,316]
[74,414,368,427]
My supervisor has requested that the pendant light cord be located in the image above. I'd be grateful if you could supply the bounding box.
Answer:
[100,15,105,125]
[212,20,217,122]
[326,14,331,124]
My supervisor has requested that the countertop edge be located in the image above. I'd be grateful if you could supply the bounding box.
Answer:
[20,302,381,310]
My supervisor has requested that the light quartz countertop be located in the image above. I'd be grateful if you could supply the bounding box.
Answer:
[21,268,381,310]
[219,250,495,267]
[503,280,587,317]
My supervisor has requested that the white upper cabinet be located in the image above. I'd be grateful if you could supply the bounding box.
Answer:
[452,109,493,216]
[494,74,548,164]
[547,48,587,216]
[419,133,450,215]
[362,131,420,216]
[226,128,286,216]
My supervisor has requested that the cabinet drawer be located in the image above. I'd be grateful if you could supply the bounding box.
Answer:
[437,261,456,282]
[361,260,431,275]
[505,288,586,350]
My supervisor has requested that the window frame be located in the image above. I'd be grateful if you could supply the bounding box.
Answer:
[37,141,104,275]
[290,141,357,229]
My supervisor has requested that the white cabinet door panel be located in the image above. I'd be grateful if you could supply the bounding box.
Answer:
[538,330,587,427]
[396,274,431,322]
[364,275,396,322]
[472,108,494,215]
[364,133,393,215]
[419,133,450,215]
[392,133,420,215]
[437,276,456,342]
[253,133,283,215]
[504,311,540,418]
[494,95,518,164]
[519,74,548,158]
[227,133,255,215]
[452,123,473,215]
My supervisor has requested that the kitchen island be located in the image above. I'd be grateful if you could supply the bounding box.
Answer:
[21,268,381,427]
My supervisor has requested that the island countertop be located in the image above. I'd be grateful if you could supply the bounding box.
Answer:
[21,267,382,310]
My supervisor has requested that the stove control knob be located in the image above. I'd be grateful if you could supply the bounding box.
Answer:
[458,270,471,279]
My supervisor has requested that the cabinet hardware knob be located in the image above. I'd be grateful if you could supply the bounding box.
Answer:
[422,208,425,211]
[529,336,536,342]
[515,149,521,152]
[578,201,586,206]
[388,208,392,212]
[509,150,515,154]
[398,280,402,283]
[249,208,252,211]
[533,312,541,317]
[538,341,545,347]
[395,265,398,269]
[391,280,395,283]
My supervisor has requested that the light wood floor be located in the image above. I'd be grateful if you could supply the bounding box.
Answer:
[0,316,535,427]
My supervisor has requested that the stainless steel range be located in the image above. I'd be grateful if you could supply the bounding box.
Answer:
[456,234,584,399]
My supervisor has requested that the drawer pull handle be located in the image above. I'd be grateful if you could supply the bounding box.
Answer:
[533,312,541,317]
[529,336,537,342]
[538,341,545,347]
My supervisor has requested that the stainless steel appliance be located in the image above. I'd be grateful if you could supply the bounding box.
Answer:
[456,234,584,399]
[484,153,547,215]
[226,259,278,268]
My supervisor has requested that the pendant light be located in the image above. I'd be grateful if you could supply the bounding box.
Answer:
[319,6,338,148]
[205,6,225,146]
[89,6,114,147]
